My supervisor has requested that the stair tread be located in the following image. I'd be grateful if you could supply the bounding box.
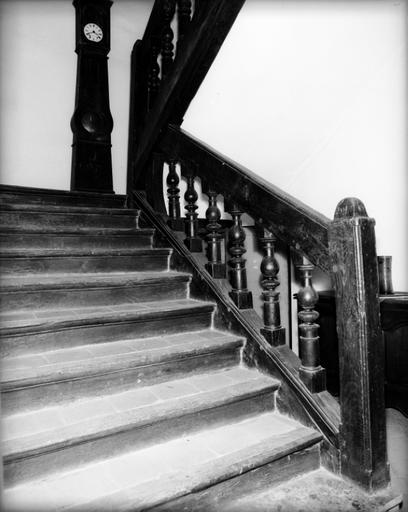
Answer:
[2,366,278,458]
[0,203,139,215]
[0,298,214,333]
[3,412,321,511]
[0,270,190,292]
[0,247,170,257]
[0,227,154,235]
[1,329,241,387]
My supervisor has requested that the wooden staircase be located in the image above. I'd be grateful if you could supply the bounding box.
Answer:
[0,187,326,511]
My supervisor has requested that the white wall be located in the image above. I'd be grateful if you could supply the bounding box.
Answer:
[0,0,153,194]
[183,0,408,291]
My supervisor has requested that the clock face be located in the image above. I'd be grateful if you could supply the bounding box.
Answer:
[83,23,103,42]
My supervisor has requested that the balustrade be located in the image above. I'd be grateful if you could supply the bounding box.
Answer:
[166,160,184,231]
[205,191,225,278]
[161,0,176,79]
[296,258,326,393]
[183,170,202,252]
[177,0,192,41]
[259,226,285,346]
[147,36,161,110]
[226,203,253,309]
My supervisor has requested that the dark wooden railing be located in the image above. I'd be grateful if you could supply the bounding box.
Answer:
[127,0,389,492]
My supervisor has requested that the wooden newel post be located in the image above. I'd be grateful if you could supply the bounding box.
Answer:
[328,197,389,491]
[259,227,285,346]
[296,259,326,393]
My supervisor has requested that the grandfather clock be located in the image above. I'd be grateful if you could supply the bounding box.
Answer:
[71,0,114,192]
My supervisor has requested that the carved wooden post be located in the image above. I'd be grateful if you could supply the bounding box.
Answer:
[147,36,161,110]
[328,198,389,491]
[166,160,184,231]
[184,171,202,252]
[177,0,192,41]
[259,227,285,346]
[205,191,226,278]
[296,259,326,393]
[161,0,176,79]
[226,204,253,309]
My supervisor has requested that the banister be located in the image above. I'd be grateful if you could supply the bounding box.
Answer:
[157,124,331,272]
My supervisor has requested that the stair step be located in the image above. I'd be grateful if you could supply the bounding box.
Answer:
[0,271,190,312]
[0,203,140,230]
[0,299,215,357]
[3,367,276,485]
[0,228,155,250]
[0,247,171,274]
[0,185,127,208]
[2,329,242,412]
[2,413,321,511]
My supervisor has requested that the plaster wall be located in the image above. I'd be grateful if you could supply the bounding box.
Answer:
[183,0,408,291]
[0,0,153,194]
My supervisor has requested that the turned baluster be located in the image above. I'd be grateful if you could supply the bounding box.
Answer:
[227,204,253,309]
[259,228,285,346]
[297,258,326,393]
[205,191,225,278]
[184,172,202,252]
[166,160,184,231]
[161,0,176,79]
[177,0,192,41]
[147,37,161,110]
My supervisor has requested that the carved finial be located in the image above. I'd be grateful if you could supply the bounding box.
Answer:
[334,197,368,220]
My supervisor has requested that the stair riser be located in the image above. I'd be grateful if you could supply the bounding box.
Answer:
[0,211,138,230]
[0,233,153,251]
[0,253,169,275]
[4,388,272,486]
[0,188,126,208]
[1,310,213,357]
[151,445,321,512]
[1,280,189,313]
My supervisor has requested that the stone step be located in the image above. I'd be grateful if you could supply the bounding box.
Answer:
[0,203,140,230]
[3,367,276,486]
[0,185,127,208]
[0,228,154,251]
[0,271,190,312]
[2,329,242,413]
[0,299,215,357]
[0,247,171,274]
[2,413,322,511]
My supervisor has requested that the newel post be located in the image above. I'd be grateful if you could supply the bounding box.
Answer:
[328,197,389,491]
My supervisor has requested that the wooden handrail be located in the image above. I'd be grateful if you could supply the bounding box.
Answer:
[157,125,332,272]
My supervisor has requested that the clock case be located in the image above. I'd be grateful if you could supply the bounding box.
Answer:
[71,0,114,193]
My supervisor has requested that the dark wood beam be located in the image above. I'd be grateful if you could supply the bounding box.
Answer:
[131,0,245,188]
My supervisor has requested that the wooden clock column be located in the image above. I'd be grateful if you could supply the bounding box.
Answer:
[71,0,114,192]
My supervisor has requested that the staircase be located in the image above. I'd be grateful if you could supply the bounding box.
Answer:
[0,187,326,511]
